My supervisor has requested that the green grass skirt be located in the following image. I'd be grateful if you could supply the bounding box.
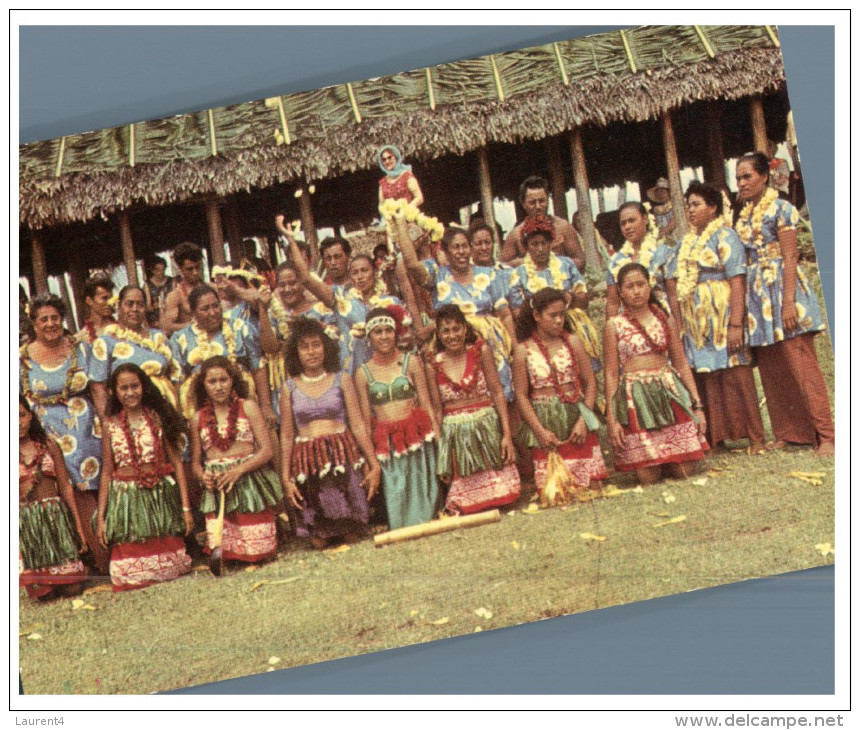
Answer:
[612,366,696,430]
[437,406,505,481]
[200,459,282,515]
[20,497,81,571]
[100,476,186,545]
[516,397,601,449]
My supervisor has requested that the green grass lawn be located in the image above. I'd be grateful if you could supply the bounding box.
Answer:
[18,264,836,695]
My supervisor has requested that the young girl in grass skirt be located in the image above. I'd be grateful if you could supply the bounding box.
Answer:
[280,318,382,548]
[604,264,708,484]
[190,356,282,564]
[512,289,608,495]
[425,305,520,515]
[96,364,194,591]
[19,396,89,600]
[355,307,440,530]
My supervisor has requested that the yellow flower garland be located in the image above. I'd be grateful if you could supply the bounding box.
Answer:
[379,198,445,242]
[523,252,565,292]
[612,232,659,283]
[268,293,292,340]
[735,188,779,252]
[103,324,181,380]
[190,319,238,364]
[675,217,725,302]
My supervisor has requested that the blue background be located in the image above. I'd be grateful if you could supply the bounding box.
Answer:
[18,24,836,695]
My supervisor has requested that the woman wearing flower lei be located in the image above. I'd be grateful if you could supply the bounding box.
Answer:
[512,288,608,498]
[19,396,89,601]
[606,201,677,319]
[278,216,416,375]
[734,153,833,455]
[355,307,441,530]
[668,181,767,453]
[397,217,517,402]
[169,284,269,422]
[604,264,708,484]
[20,294,109,573]
[97,364,193,591]
[424,305,520,515]
[190,356,282,566]
[507,214,602,372]
[90,286,182,416]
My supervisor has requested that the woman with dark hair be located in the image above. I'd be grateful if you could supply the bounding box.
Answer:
[19,396,89,600]
[20,294,108,573]
[279,218,415,374]
[512,289,607,495]
[397,218,516,401]
[606,201,677,319]
[507,214,602,371]
[142,254,175,327]
[670,181,766,452]
[734,152,834,455]
[377,144,424,207]
[169,284,267,419]
[279,318,381,548]
[604,264,707,484]
[425,305,520,514]
[90,285,181,415]
[190,356,282,565]
[355,307,440,530]
[96,364,193,590]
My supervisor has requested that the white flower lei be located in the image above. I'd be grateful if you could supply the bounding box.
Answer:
[613,232,659,282]
[190,318,238,363]
[735,188,779,251]
[379,198,444,242]
[675,217,725,302]
[523,252,565,292]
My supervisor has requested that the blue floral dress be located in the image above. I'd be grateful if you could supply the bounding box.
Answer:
[668,226,751,372]
[20,341,102,491]
[507,253,601,370]
[421,261,513,400]
[170,318,263,418]
[735,196,826,347]
[91,326,181,409]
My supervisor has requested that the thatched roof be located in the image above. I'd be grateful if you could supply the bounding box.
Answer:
[20,25,784,231]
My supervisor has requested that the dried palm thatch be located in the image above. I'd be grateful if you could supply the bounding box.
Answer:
[20,25,784,230]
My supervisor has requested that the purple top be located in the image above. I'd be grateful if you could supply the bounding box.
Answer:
[287,373,346,429]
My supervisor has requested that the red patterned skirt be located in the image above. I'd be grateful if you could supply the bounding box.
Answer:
[532,433,609,491]
[19,560,88,599]
[109,536,192,592]
[204,509,278,563]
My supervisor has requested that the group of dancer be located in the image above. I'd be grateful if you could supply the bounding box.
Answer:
[19,147,834,601]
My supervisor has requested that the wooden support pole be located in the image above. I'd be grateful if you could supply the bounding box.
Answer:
[597,188,606,214]
[59,276,77,332]
[118,210,140,287]
[223,201,244,265]
[568,128,599,270]
[544,137,569,221]
[374,509,501,547]
[297,187,320,269]
[30,234,49,295]
[67,253,88,331]
[704,102,726,187]
[476,148,499,249]
[204,200,227,267]
[660,111,689,238]
[749,96,769,153]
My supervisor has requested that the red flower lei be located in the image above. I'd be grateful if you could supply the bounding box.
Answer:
[530,332,580,405]
[202,392,241,452]
[432,340,482,396]
[119,408,165,488]
[624,304,669,355]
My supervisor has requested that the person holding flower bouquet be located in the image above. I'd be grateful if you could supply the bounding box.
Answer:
[734,153,834,455]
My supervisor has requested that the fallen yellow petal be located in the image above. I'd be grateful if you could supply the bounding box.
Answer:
[521,503,541,514]
[19,624,44,637]
[474,607,493,619]
[326,544,351,554]
[814,543,835,558]
[409,609,420,618]
[244,565,257,573]
[510,540,520,550]
[579,532,607,542]
[71,599,97,611]
[427,617,450,625]
[661,491,676,504]
[379,602,388,609]
[267,656,281,666]
[692,478,708,486]
[789,472,824,486]
[652,515,687,528]
[249,580,270,592]
[474,627,483,633]
[794,471,826,479]
[266,667,276,673]
[83,584,113,595]
[192,565,211,573]
[629,486,645,494]
[26,633,43,641]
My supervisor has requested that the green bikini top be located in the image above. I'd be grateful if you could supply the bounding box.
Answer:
[362,354,415,406]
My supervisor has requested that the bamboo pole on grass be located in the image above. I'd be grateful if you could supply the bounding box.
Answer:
[374,510,502,547]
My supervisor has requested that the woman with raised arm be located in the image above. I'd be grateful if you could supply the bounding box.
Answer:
[279,318,381,548]
[190,357,282,566]
[604,264,707,484]
[512,288,608,495]
[96,364,193,591]
[734,152,834,455]
[355,307,440,529]
[425,305,520,515]
[19,396,89,600]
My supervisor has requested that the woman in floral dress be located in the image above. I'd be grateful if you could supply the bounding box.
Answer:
[734,152,834,455]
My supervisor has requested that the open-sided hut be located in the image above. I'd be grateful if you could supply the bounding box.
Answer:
[20,25,790,328]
